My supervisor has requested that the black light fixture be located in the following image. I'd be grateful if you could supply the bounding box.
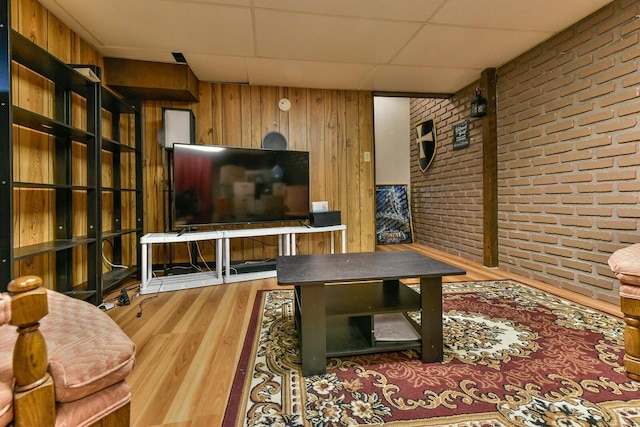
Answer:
[470,88,488,118]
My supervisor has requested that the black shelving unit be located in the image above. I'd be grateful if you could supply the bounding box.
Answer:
[1,26,101,301]
[99,85,143,295]
[1,6,142,303]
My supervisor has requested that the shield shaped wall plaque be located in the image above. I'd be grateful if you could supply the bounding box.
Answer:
[415,118,437,172]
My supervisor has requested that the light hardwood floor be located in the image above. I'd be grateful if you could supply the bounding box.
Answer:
[106,243,622,426]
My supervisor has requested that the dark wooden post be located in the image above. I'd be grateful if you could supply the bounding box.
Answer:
[481,68,498,267]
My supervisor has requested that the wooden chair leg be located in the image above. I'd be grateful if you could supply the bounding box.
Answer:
[88,402,130,427]
[621,296,640,381]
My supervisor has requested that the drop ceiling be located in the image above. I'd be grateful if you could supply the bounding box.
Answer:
[37,0,613,94]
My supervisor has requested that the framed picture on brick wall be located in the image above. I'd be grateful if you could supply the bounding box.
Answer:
[453,120,469,150]
[375,184,413,245]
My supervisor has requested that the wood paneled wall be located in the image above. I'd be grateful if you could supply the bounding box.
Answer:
[143,86,376,265]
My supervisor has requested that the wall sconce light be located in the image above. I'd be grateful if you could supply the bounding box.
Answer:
[470,88,488,118]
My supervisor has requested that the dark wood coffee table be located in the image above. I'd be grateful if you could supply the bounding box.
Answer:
[276,251,466,376]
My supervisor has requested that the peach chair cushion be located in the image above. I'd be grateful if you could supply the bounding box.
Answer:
[42,290,135,403]
[0,368,11,427]
[55,381,130,427]
[608,243,640,288]
[620,284,640,300]
[0,294,9,326]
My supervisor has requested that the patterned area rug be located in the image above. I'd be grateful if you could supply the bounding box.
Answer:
[223,280,640,426]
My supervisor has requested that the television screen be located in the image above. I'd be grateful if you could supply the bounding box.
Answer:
[172,144,310,227]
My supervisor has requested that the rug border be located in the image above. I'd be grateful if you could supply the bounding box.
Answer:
[222,289,267,427]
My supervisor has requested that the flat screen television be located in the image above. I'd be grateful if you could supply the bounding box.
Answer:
[172,144,310,228]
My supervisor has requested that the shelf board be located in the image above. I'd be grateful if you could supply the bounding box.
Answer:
[325,316,421,357]
[103,267,137,293]
[11,30,94,95]
[102,136,136,153]
[13,181,96,191]
[324,281,421,317]
[14,237,96,259]
[102,229,139,239]
[101,186,138,193]
[63,289,97,301]
[101,87,137,114]
[13,106,95,143]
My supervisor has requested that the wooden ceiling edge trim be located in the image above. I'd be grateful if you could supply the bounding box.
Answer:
[372,91,454,99]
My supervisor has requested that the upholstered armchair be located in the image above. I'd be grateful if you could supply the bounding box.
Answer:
[0,276,136,426]
[608,243,640,381]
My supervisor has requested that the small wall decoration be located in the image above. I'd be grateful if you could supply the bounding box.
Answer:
[415,118,437,172]
[470,88,488,117]
[375,184,413,245]
[453,120,470,150]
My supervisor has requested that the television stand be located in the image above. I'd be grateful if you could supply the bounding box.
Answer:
[222,225,346,283]
[140,231,223,295]
[139,225,348,292]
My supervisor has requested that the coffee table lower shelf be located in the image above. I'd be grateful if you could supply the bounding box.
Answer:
[293,280,426,373]
[324,315,422,357]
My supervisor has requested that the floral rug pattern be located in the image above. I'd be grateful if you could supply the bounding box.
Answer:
[224,280,640,426]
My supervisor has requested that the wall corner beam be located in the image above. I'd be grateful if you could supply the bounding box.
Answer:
[481,68,498,267]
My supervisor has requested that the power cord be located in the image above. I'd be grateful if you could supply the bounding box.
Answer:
[137,280,163,318]
[102,240,129,269]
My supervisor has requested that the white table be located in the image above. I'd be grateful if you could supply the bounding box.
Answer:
[221,227,291,283]
[139,231,223,294]
[139,225,348,290]
[286,224,346,255]
[221,225,346,283]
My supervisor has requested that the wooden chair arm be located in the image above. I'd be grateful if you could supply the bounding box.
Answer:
[9,275,55,427]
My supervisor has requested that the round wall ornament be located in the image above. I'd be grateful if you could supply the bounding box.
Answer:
[278,98,291,111]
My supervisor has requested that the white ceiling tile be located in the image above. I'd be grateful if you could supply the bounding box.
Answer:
[431,0,613,32]
[253,0,446,21]
[185,54,249,83]
[393,25,553,69]
[362,65,480,93]
[247,58,375,89]
[254,9,421,63]
[48,0,255,55]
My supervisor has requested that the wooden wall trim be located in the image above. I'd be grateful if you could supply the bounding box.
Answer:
[481,68,498,267]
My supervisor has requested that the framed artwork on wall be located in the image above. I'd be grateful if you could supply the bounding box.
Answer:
[375,184,414,245]
[453,120,470,150]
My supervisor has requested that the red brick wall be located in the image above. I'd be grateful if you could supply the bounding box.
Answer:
[411,0,639,304]
[409,87,485,260]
